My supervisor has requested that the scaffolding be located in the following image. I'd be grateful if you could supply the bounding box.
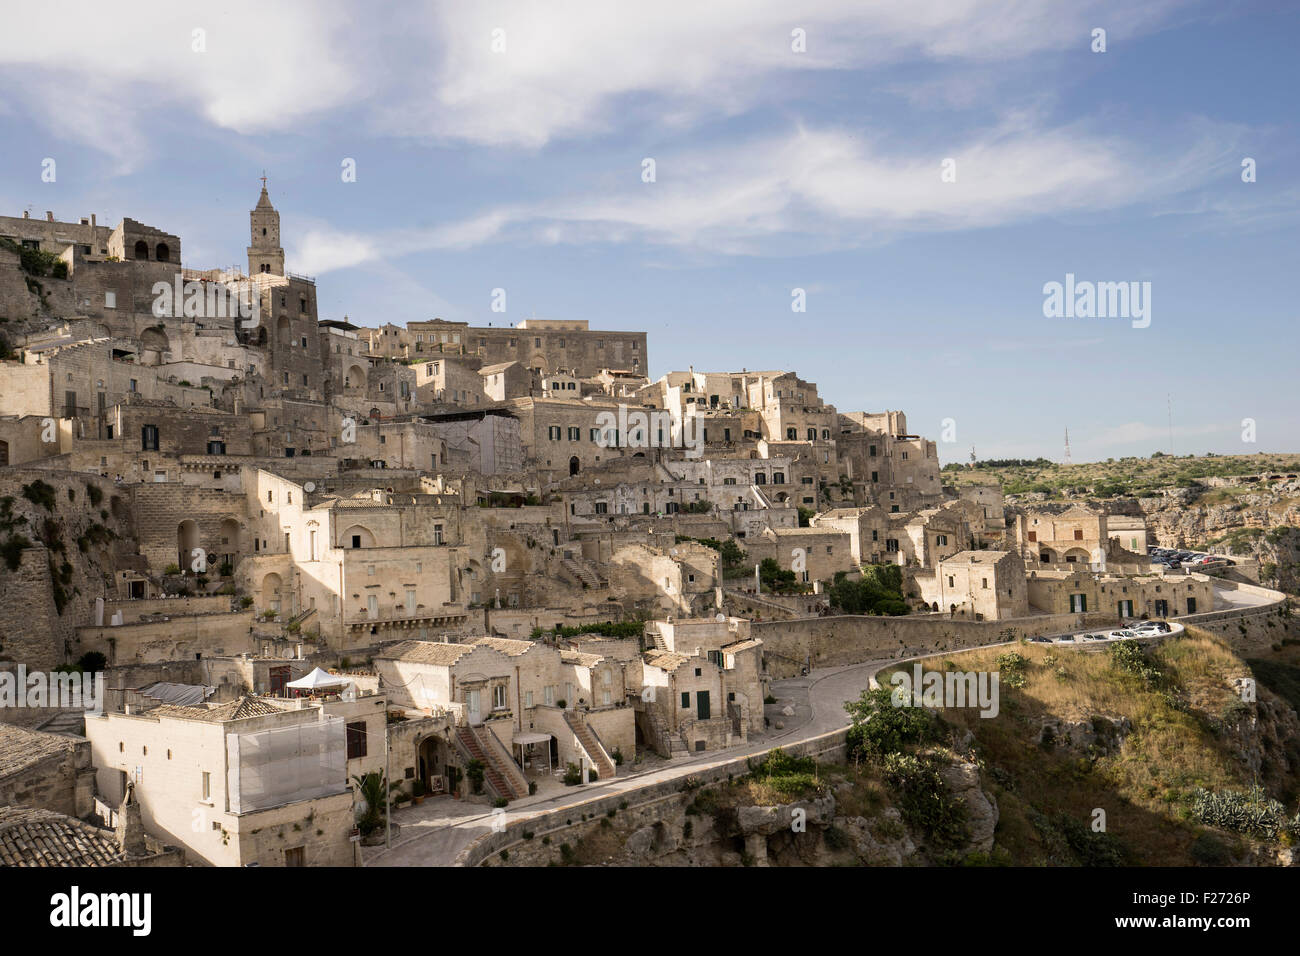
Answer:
[226,714,347,814]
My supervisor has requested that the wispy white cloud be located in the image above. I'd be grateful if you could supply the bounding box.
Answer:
[0,0,1195,167]
[292,117,1243,272]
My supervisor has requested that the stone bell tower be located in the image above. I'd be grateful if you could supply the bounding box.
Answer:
[247,174,285,276]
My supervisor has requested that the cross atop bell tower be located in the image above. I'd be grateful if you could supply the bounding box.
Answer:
[247,176,285,276]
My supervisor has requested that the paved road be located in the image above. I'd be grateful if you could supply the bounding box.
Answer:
[364,600,1240,866]
[364,655,900,867]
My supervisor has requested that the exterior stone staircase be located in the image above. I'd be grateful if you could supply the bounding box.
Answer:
[560,554,607,590]
[36,710,87,737]
[563,711,617,779]
[454,725,526,801]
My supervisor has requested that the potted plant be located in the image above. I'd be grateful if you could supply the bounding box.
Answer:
[411,780,427,805]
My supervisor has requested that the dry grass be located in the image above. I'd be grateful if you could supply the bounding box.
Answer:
[889,631,1271,864]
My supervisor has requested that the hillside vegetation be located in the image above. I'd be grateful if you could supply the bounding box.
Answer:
[944,452,1300,499]
[875,629,1300,865]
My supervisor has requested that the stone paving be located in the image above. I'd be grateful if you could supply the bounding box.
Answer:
[362,656,893,866]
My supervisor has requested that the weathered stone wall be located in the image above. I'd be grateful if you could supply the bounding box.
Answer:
[751,610,1115,676]
[0,731,94,818]
[76,610,255,665]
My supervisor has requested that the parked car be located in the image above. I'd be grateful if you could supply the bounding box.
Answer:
[1056,635,1076,643]
[1108,629,1138,639]
[1082,633,1108,641]
[1029,636,1053,644]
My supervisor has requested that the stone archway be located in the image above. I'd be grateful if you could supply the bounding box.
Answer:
[218,518,241,573]
[262,572,283,614]
[177,519,200,572]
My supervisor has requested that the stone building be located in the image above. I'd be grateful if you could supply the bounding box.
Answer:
[83,695,357,867]
[914,550,1029,620]
[1026,569,1214,619]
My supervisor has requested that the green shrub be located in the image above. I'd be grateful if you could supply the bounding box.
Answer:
[880,753,970,849]
[21,480,57,512]
[844,686,939,760]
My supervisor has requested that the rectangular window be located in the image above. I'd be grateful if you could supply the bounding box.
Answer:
[680,692,690,709]
[104,291,116,309]
[201,772,211,801]
[141,424,159,451]
[346,721,367,759]
[433,524,444,545]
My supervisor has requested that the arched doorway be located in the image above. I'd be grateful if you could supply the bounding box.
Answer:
[133,240,149,260]
[342,524,377,549]
[569,456,580,476]
[262,572,283,615]
[155,242,170,262]
[177,519,199,572]
[417,735,453,794]
[218,518,241,573]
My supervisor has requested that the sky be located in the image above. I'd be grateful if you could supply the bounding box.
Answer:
[1,0,1296,465]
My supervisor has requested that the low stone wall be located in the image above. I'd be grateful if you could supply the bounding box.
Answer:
[104,595,232,623]
[752,610,1112,677]
[454,730,849,866]
[75,610,256,664]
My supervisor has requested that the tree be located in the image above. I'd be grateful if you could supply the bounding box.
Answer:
[827,565,909,616]
[352,771,400,834]
[843,687,937,760]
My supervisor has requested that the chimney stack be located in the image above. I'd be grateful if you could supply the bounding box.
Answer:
[115,781,148,858]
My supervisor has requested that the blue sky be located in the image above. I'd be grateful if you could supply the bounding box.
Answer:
[2,0,1296,464]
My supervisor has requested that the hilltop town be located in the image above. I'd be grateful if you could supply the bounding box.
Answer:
[0,189,1294,868]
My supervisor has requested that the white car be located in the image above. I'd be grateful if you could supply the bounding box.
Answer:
[1132,622,1163,633]
[1108,629,1138,639]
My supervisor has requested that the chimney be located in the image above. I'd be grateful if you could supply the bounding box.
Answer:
[115,781,148,858]
[91,214,97,227]
[46,211,54,222]
[22,211,29,219]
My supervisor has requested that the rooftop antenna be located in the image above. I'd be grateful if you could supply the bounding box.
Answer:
[1063,427,1072,465]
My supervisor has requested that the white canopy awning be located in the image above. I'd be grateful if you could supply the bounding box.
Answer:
[514,732,551,745]
[286,667,351,690]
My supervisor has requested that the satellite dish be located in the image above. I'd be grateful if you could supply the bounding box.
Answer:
[303,481,316,493]
[716,613,726,622]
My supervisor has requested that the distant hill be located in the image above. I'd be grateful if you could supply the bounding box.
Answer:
[944,452,1300,498]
